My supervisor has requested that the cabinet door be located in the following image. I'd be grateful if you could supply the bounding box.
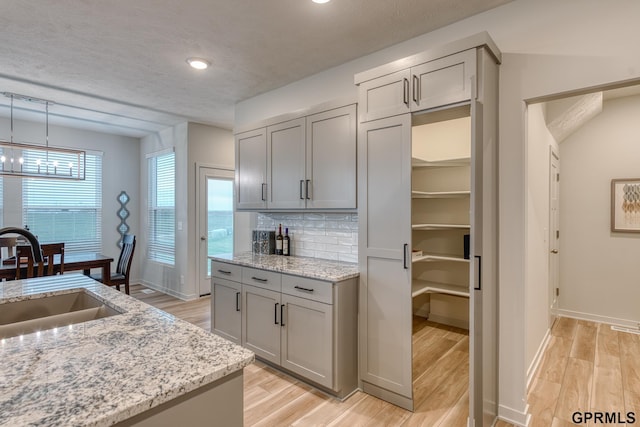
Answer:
[358,114,413,404]
[235,128,267,210]
[267,118,306,209]
[280,294,333,389]
[305,104,357,209]
[358,69,411,122]
[211,278,242,345]
[242,284,281,364]
[411,49,476,112]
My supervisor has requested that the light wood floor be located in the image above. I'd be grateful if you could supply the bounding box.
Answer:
[130,285,640,426]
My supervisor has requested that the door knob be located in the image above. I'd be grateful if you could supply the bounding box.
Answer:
[200,236,206,241]
[551,249,558,254]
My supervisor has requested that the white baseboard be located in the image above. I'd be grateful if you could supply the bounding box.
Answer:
[527,329,551,390]
[557,309,640,329]
[140,280,197,301]
[498,404,530,427]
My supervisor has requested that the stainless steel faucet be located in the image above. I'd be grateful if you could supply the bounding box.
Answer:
[0,227,43,263]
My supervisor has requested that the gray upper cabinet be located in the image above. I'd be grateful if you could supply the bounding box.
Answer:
[411,49,475,111]
[235,103,357,211]
[305,104,357,209]
[267,118,306,209]
[357,48,476,123]
[357,69,411,122]
[235,128,267,209]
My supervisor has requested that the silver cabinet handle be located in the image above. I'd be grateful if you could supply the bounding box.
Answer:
[403,244,409,269]
[300,180,305,200]
[217,269,231,275]
[251,276,268,282]
[305,179,311,200]
[412,75,419,104]
[261,183,267,201]
[294,285,314,293]
[235,292,241,311]
[403,78,409,106]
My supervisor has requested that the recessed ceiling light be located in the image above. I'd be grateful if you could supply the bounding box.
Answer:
[186,57,211,70]
[312,0,331,3]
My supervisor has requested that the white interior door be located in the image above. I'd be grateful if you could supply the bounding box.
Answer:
[197,166,235,296]
[549,148,560,327]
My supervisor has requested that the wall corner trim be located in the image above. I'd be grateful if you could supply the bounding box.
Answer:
[498,404,531,427]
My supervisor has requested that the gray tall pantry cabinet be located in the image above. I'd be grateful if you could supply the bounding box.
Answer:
[355,32,500,425]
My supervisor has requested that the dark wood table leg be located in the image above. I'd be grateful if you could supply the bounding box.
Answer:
[102,262,111,287]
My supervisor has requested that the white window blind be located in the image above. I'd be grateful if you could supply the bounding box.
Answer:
[148,151,175,265]
[23,152,102,253]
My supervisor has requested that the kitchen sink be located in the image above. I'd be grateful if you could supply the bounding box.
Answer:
[0,290,122,339]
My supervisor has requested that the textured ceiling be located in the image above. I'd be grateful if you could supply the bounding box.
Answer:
[0,0,511,137]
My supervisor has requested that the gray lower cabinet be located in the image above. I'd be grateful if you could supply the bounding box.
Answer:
[280,280,334,389]
[211,261,243,345]
[211,277,242,345]
[242,284,281,365]
[210,260,358,398]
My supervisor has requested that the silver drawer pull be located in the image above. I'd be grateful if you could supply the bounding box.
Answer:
[294,285,314,293]
[252,276,268,282]
[217,269,232,275]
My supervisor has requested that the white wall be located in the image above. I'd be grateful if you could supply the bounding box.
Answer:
[0,116,141,282]
[140,123,187,297]
[525,103,558,375]
[140,122,238,299]
[186,122,251,297]
[234,0,640,424]
[559,95,640,325]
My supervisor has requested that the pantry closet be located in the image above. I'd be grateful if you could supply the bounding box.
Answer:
[356,32,499,425]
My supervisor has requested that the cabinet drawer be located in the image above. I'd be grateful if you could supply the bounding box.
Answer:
[211,261,242,282]
[242,267,281,291]
[282,275,333,305]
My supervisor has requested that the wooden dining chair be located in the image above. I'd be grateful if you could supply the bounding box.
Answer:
[15,245,45,279]
[91,235,136,294]
[41,243,65,276]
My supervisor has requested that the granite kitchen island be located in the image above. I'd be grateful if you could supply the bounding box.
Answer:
[0,274,254,427]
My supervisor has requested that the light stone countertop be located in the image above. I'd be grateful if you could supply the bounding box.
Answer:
[0,273,254,427]
[210,252,359,282]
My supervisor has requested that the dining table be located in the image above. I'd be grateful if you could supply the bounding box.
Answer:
[0,252,113,285]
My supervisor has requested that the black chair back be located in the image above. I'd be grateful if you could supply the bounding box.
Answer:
[117,235,136,278]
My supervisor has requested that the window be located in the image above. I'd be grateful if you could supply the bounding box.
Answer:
[148,151,175,265]
[206,177,234,276]
[23,152,102,253]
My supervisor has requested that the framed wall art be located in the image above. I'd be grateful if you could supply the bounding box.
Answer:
[611,178,640,233]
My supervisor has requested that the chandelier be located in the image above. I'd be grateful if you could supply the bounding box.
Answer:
[0,92,86,180]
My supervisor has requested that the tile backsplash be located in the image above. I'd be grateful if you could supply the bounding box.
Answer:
[256,212,358,263]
